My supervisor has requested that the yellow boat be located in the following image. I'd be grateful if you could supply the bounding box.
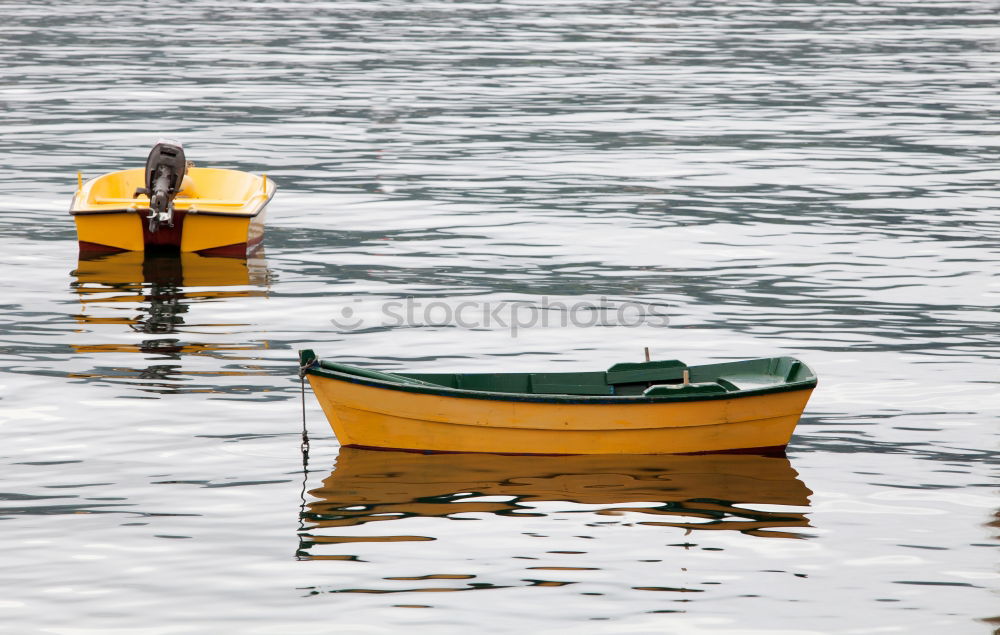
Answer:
[299,350,817,455]
[299,448,813,553]
[70,140,276,256]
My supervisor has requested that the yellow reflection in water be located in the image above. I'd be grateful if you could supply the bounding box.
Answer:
[67,250,272,389]
[299,448,814,561]
[71,250,270,322]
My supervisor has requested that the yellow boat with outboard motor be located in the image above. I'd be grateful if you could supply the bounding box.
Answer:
[70,140,276,256]
[298,350,817,455]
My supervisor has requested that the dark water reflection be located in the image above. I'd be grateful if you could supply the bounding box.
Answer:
[300,449,813,561]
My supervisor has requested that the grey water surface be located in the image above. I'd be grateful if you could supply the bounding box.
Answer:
[1,1,997,633]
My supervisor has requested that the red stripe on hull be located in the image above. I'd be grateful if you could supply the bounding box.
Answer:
[344,443,789,457]
[196,241,253,258]
[78,241,127,255]
[141,209,186,248]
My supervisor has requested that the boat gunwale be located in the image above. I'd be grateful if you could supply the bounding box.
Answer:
[302,357,818,405]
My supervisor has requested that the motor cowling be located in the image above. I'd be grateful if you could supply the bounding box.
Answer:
[134,140,186,232]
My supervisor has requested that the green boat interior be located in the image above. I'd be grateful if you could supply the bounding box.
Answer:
[302,351,816,398]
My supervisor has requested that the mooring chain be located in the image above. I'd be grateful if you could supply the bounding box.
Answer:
[298,358,318,459]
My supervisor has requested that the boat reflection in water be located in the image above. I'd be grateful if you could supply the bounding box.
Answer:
[298,448,814,560]
[69,249,271,390]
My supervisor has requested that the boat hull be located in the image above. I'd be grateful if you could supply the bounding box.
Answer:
[306,373,814,455]
[71,167,273,254]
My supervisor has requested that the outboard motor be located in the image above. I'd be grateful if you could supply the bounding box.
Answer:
[134,140,186,233]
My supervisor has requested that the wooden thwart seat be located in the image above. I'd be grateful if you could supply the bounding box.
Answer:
[530,372,613,395]
[94,197,250,206]
[605,359,687,385]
